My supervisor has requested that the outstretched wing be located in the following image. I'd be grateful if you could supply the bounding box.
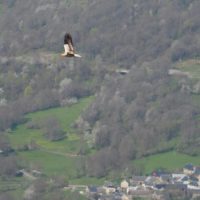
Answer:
[64,33,74,51]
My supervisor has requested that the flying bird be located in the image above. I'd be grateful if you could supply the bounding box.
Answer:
[61,33,81,58]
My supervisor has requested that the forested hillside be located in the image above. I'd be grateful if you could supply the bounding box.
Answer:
[1,0,200,184]
[1,0,200,64]
[78,0,200,177]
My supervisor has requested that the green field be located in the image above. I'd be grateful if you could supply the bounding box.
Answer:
[7,96,106,185]
[134,151,200,175]
[18,149,105,185]
[19,150,77,177]
[8,95,105,186]
[70,176,105,185]
[9,96,94,153]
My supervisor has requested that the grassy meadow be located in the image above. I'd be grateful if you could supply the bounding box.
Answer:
[9,96,93,152]
[8,96,104,185]
[134,151,200,175]
[19,150,77,178]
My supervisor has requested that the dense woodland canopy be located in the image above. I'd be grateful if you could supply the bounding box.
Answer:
[0,0,200,181]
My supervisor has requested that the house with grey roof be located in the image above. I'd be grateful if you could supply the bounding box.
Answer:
[183,163,195,175]
[129,176,146,186]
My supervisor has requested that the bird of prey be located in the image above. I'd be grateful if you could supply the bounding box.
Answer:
[61,33,81,58]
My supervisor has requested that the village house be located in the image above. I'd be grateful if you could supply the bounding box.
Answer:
[145,176,163,187]
[183,163,195,175]
[180,176,190,185]
[120,180,129,193]
[102,183,116,194]
[188,181,200,190]
[86,164,200,200]
[160,174,172,184]
[129,176,146,186]
[86,186,98,194]
[172,173,186,183]
[86,186,100,200]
